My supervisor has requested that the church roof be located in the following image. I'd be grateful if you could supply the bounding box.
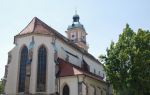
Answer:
[58,58,83,76]
[67,23,85,31]
[57,58,105,82]
[18,17,58,35]
[15,17,101,65]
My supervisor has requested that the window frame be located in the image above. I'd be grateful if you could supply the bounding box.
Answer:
[36,45,47,92]
[18,46,28,92]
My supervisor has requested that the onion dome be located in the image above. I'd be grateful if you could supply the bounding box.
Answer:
[73,14,80,22]
[67,13,85,31]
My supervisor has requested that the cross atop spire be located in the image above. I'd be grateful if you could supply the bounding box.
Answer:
[75,7,77,15]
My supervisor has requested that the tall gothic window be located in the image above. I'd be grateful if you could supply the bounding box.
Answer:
[63,85,70,95]
[37,45,47,92]
[18,46,28,92]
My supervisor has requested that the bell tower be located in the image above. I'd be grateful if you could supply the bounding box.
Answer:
[66,13,89,51]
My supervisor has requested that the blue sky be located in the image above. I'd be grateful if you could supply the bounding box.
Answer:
[0,0,150,79]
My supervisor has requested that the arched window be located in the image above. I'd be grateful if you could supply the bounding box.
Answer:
[63,84,70,95]
[18,46,28,92]
[37,45,47,92]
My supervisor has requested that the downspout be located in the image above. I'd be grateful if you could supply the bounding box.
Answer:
[77,75,80,95]
[59,76,60,95]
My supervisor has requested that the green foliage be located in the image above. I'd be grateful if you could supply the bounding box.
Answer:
[99,24,150,95]
[0,80,4,94]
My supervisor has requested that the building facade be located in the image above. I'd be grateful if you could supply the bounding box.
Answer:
[3,14,111,95]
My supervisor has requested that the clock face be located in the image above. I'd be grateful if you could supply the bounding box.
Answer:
[71,32,76,40]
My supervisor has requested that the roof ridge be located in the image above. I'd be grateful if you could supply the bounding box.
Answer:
[32,17,38,32]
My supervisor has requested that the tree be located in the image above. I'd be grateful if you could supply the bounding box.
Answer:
[0,80,4,94]
[99,24,150,95]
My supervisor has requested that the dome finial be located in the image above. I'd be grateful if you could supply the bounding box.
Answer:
[73,8,80,22]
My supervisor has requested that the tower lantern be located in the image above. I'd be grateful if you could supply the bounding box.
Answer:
[66,13,89,51]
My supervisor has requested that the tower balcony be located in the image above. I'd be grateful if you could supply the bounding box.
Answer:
[70,38,89,50]
[71,38,87,44]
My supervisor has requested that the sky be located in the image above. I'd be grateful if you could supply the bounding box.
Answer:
[0,0,150,79]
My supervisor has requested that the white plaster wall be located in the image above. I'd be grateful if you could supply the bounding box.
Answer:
[59,76,78,95]
[83,76,107,95]
[5,35,56,94]
[5,35,33,94]
[5,46,19,94]
[65,75,107,95]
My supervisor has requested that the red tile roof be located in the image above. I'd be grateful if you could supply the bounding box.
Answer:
[57,58,104,82]
[18,17,52,35]
[58,58,83,77]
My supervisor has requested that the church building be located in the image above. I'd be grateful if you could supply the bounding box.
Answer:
[3,13,111,95]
